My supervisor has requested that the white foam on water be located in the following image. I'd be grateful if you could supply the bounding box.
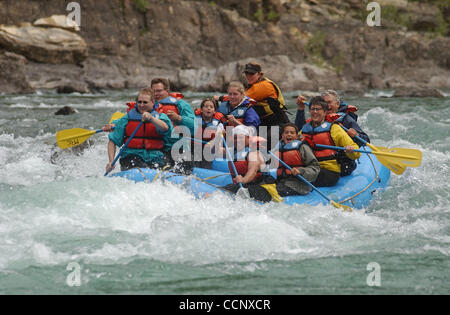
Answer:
[0,96,448,275]
[2,174,433,270]
[364,90,395,98]
[0,174,363,268]
[8,100,125,110]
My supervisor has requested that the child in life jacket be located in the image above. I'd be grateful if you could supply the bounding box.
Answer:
[185,98,227,171]
[194,98,226,143]
[274,123,320,196]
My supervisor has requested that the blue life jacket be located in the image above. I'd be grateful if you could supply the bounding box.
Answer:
[218,97,253,125]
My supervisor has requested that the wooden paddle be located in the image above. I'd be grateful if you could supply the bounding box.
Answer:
[56,112,125,149]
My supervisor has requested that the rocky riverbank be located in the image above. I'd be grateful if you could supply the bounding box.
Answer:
[0,0,449,95]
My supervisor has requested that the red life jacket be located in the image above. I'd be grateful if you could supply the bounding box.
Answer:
[169,92,184,100]
[125,92,183,114]
[301,122,338,162]
[229,149,262,180]
[126,101,136,113]
[276,140,304,177]
[340,104,358,114]
[325,105,358,123]
[155,96,180,116]
[326,113,341,123]
[124,108,164,150]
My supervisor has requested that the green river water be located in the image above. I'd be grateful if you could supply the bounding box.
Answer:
[0,89,449,295]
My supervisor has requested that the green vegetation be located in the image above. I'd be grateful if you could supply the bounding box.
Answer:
[331,51,345,75]
[383,4,447,37]
[253,6,280,23]
[353,1,448,37]
[409,0,449,10]
[306,31,327,67]
[382,5,413,29]
[133,0,150,13]
[266,8,280,22]
[410,0,449,35]
[139,25,149,36]
[253,8,264,23]
[119,0,126,16]
[305,31,344,73]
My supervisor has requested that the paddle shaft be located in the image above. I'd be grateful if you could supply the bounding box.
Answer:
[268,151,333,204]
[104,121,143,176]
[339,125,374,149]
[337,124,421,172]
[315,144,418,160]
[221,136,244,189]
[186,137,208,144]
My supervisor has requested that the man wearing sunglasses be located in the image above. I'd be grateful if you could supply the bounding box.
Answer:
[105,88,174,173]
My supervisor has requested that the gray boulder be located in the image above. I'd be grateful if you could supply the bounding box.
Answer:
[0,51,35,94]
[55,106,78,115]
[393,86,445,98]
[56,82,90,94]
[0,24,88,64]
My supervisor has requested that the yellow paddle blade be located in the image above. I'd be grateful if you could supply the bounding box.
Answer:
[56,128,96,149]
[331,200,352,212]
[56,113,123,149]
[365,143,421,174]
[365,143,405,174]
[376,147,422,167]
[109,112,125,124]
[376,155,407,175]
[261,184,284,203]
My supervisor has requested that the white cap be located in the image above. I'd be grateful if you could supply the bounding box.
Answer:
[232,125,256,137]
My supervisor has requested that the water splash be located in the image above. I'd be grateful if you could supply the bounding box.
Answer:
[0,91,449,294]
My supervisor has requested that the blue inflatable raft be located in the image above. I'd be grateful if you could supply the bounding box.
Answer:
[110,152,390,209]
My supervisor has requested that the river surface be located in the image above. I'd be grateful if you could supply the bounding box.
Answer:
[0,89,449,294]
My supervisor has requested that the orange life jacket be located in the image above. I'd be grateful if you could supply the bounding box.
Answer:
[301,121,338,162]
[276,140,304,177]
[155,96,180,116]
